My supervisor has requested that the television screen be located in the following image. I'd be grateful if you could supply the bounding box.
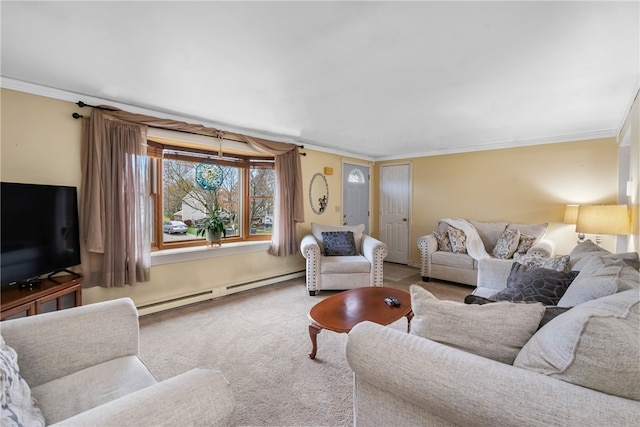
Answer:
[1,182,81,286]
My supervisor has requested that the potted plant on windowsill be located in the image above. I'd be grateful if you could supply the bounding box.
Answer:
[196,205,226,247]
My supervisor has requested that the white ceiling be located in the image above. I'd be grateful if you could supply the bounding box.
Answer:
[1,1,638,159]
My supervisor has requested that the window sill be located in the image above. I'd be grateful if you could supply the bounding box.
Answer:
[151,241,271,266]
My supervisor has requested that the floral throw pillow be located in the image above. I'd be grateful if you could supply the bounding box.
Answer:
[516,233,537,254]
[514,253,570,272]
[447,226,467,254]
[1,336,45,427]
[492,229,521,259]
[433,230,452,252]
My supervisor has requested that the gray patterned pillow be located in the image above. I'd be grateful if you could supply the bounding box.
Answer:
[492,228,520,259]
[514,253,570,272]
[490,263,578,306]
[321,231,358,256]
[0,336,45,427]
[433,230,452,252]
[447,226,467,254]
[516,233,537,254]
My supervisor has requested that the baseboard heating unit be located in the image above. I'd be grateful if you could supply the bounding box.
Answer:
[137,270,305,316]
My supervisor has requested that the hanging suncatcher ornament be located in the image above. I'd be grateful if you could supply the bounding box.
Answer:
[195,163,224,191]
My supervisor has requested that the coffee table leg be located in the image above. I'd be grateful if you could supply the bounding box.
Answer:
[309,323,322,359]
[406,311,414,333]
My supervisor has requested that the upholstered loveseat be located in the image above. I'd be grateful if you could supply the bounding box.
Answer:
[417,218,555,286]
[300,223,388,296]
[346,241,640,426]
[1,298,236,426]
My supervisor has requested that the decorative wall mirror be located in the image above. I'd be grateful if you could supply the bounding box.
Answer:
[309,172,329,215]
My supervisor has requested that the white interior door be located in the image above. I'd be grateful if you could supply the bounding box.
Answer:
[342,163,370,235]
[380,164,411,264]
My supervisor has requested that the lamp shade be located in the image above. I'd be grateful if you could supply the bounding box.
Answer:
[563,204,579,224]
[576,205,630,235]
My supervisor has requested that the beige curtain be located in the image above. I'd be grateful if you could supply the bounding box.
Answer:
[80,109,151,287]
[242,135,305,256]
[87,105,304,256]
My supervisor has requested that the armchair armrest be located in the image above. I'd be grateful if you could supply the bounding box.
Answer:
[476,258,514,292]
[361,235,388,287]
[346,322,640,427]
[1,298,139,387]
[527,238,556,258]
[52,368,236,427]
[417,234,438,279]
[300,234,321,293]
[300,234,320,259]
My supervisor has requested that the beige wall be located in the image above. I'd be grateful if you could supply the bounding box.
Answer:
[1,87,633,309]
[0,89,314,309]
[376,138,621,263]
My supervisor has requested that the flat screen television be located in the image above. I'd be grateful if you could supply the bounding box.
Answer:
[1,182,82,286]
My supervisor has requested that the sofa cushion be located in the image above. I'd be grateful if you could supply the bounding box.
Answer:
[312,223,365,253]
[507,222,548,240]
[431,251,476,270]
[492,229,520,259]
[32,355,157,425]
[320,255,371,274]
[433,230,452,252]
[469,220,508,252]
[0,336,45,427]
[447,226,467,254]
[409,285,545,364]
[557,258,639,308]
[321,231,358,256]
[514,289,640,401]
[513,253,570,272]
[567,240,611,270]
[569,240,640,271]
[490,263,578,306]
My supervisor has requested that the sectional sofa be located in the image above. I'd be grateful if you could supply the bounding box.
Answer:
[346,241,640,426]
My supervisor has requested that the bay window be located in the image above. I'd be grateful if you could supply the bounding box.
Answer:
[149,141,274,250]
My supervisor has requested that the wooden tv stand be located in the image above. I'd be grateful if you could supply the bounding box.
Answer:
[1,275,83,320]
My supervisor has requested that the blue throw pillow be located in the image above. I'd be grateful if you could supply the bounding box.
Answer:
[321,231,359,256]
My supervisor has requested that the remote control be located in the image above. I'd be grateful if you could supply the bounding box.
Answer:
[384,297,401,307]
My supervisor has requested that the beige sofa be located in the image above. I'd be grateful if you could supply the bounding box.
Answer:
[1,298,236,426]
[346,241,640,426]
[417,219,555,286]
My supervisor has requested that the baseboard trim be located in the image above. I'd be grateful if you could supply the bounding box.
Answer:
[137,270,305,316]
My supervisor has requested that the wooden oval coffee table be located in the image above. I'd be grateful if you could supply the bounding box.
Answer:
[308,287,412,359]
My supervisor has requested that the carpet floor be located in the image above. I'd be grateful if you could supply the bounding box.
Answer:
[138,263,472,426]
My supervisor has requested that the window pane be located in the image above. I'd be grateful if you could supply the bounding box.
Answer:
[162,158,239,243]
[348,169,365,183]
[249,167,274,235]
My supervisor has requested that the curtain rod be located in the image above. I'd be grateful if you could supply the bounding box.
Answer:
[71,101,306,155]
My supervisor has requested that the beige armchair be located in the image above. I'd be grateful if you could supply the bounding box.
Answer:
[300,223,388,296]
[0,298,236,426]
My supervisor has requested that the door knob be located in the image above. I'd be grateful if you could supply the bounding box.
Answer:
[402,218,408,221]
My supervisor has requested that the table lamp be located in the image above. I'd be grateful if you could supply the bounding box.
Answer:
[575,205,631,246]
